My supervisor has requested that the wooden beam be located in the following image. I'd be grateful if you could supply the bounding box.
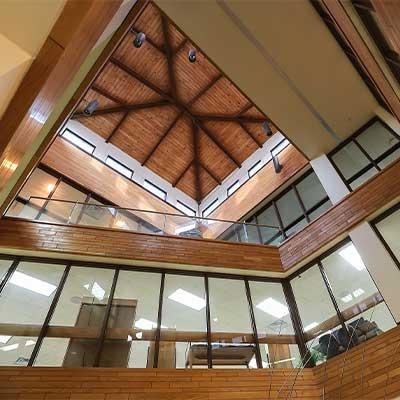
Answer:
[105,112,129,143]
[239,122,263,148]
[194,114,266,124]
[192,120,202,203]
[199,161,222,185]
[188,74,223,106]
[130,27,166,55]
[173,38,188,56]
[91,84,125,104]
[173,160,193,187]
[161,15,178,100]
[72,100,169,118]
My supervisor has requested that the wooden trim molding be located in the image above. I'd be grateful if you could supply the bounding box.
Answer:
[0,218,283,274]
[279,157,400,270]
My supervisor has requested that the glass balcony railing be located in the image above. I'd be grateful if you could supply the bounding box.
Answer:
[6,197,281,246]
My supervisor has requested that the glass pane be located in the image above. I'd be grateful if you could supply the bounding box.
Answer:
[308,200,332,221]
[6,200,41,219]
[99,270,161,368]
[0,259,12,284]
[349,167,379,190]
[209,278,256,368]
[356,121,399,160]
[39,182,87,224]
[160,275,207,368]
[35,266,115,367]
[296,172,328,210]
[19,169,57,207]
[75,201,115,228]
[249,281,299,368]
[331,142,371,180]
[0,261,65,366]
[276,189,304,228]
[378,148,400,169]
[285,217,308,238]
[257,205,282,244]
[322,242,395,337]
[290,265,339,359]
[374,206,400,264]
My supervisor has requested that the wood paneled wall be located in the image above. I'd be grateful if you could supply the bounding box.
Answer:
[0,218,283,273]
[0,368,319,400]
[207,145,308,226]
[0,0,123,192]
[1,325,400,400]
[279,157,400,270]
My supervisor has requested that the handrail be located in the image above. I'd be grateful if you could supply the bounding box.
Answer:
[27,196,279,229]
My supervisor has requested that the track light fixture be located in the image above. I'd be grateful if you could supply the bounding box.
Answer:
[83,100,99,116]
[272,154,282,174]
[263,121,273,137]
[133,32,146,48]
[188,48,197,63]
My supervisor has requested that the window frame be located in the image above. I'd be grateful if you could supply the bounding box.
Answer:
[202,198,219,217]
[105,156,133,179]
[143,179,167,201]
[61,128,96,155]
[176,200,196,217]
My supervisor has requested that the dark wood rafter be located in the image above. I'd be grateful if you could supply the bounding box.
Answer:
[72,100,170,119]
[72,2,277,201]
[192,120,202,203]
[161,15,178,100]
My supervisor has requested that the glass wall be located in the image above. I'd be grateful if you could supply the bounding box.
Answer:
[290,239,396,365]
[372,203,400,266]
[329,118,400,190]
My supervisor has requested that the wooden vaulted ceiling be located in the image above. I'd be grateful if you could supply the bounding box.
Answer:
[72,2,277,202]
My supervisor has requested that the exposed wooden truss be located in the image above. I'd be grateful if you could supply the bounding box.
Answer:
[71,2,277,202]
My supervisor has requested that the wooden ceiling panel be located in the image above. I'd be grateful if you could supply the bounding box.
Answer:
[174,41,220,104]
[69,2,277,202]
[204,121,259,164]
[176,163,197,199]
[133,2,164,49]
[146,116,193,184]
[110,105,180,163]
[95,63,163,104]
[198,130,236,182]
[190,77,249,115]
[113,32,169,93]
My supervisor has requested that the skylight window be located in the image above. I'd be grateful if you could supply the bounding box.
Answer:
[176,200,196,216]
[62,129,95,154]
[105,156,133,179]
[304,322,318,332]
[256,297,289,319]
[10,271,57,296]
[248,160,263,178]
[339,244,366,271]
[227,180,241,196]
[168,288,206,310]
[202,198,219,217]
[144,180,167,201]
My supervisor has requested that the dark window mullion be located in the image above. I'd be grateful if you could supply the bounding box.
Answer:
[93,268,120,367]
[28,264,71,366]
[374,140,400,165]
[305,196,330,218]
[347,163,377,185]
[35,176,62,220]
[153,272,165,368]
[204,274,212,368]
[293,185,310,223]
[272,201,287,240]
[0,259,20,296]
[353,138,381,171]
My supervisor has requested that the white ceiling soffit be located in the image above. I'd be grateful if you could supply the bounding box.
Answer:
[155,0,378,159]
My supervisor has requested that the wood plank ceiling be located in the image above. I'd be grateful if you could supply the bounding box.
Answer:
[71,2,277,203]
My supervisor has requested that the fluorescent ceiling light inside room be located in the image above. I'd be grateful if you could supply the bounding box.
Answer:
[256,297,289,319]
[10,271,56,296]
[168,288,206,310]
[134,318,166,330]
[339,244,366,271]
[341,294,353,303]
[353,288,365,298]
[0,343,19,352]
[91,282,105,301]
[0,336,11,344]
[304,322,318,332]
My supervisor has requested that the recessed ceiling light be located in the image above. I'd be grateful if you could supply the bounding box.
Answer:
[256,297,289,319]
[91,282,105,301]
[353,288,365,298]
[0,343,19,352]
[304,322,318,332]
[339,244,366,271]
[10,271,57,297]
[127,335,133,342]
[168,288,206,311]
[341,294,353,303]
[47,184,55,193]
[134,318,166,330]
[0,336,11,344]
[213,318,218,322]
[25,340,36,347]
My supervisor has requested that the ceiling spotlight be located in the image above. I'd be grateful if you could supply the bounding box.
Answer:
[188,48,197,63]
[263,121,273,137]
[272,154,282,174]
[133,32,146,48]
[83,100,99,116]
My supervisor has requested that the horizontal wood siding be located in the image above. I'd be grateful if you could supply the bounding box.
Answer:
[0,218,283,273]
[279,157,400,270]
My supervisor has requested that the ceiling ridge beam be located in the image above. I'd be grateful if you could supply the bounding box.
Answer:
[172,160,193,187]
[161,15,178,100]
[188,74,223,107]
[194,115,266,123]
[72,100,170,119]
[192,120,202,203]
